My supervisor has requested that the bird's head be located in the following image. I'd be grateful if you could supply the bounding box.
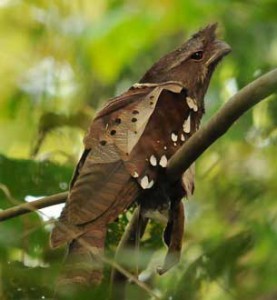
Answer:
[140,24,231,101]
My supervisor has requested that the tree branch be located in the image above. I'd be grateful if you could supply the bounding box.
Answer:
[167,68,277,180]
[0,192,67,221]
[0,68,276,222]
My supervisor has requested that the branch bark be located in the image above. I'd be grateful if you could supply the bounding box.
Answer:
[0,192,67,221]
[0,68,276,222]
[167,68,277,180]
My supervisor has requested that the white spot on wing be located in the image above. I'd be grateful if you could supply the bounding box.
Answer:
[140,175,154,189]
[171,132,178,142]
[159,155,167,168]
[186,97,198,112]
[147,179,154,189]
[133,171,139,178]
[150,155,157,166]
[181,134,185,141]
[164,146,167,150]
[140,175,149,189]
[183,114,191,133]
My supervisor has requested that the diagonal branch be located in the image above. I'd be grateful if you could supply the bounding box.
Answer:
[0,68,276,222]
[167,68,277,180]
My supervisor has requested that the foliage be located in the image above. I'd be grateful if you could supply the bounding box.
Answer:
[0,0,277,299]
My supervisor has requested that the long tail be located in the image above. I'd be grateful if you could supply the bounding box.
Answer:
[51,177,140,291]
[57,226,107,288]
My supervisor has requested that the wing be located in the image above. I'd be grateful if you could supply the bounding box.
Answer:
[51,82,197,247]
[124,88,201,196]
[84,81,191,189]
[50,163,139,247]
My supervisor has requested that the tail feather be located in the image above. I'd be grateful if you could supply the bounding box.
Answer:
[52,179,140,288]
[57,226,106,287]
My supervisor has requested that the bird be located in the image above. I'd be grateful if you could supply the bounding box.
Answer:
[50,23,231,287]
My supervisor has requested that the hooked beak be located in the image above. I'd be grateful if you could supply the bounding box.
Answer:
[206,40,231,66]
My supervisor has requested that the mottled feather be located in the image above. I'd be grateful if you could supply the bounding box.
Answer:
[50,24,231,286]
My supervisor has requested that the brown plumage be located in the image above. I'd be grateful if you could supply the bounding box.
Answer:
[50,24,231,286]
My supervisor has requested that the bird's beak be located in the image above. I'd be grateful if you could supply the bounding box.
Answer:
[206,40,231,66]
[215,40,232,57]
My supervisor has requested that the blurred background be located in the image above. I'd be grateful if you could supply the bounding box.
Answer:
[0,0,277,299]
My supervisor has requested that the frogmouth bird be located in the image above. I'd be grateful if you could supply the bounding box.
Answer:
[50,24,231,286]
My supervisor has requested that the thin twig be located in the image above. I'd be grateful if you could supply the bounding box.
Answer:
[53,218,161,299]
[0,192,67,221]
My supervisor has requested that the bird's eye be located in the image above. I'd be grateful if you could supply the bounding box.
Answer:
[190,51,203,60]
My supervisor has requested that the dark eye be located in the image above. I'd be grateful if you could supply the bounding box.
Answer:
[190,51,203,60]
